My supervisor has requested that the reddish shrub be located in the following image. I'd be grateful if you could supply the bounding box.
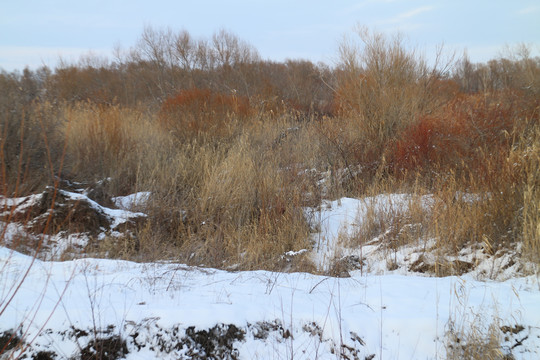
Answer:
[332,73,376,115]
[389,90,537,178]
[391,116,440,172]
[161,88,251,117]
[159,88,252,138]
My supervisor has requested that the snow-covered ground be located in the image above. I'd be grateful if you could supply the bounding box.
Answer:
[307,195,535,281]
[1,192,539,359]
[307,194,433,271]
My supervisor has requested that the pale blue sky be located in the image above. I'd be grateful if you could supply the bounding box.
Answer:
[1,0,539,71]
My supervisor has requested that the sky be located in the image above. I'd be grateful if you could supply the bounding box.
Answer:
[1,0,539,71]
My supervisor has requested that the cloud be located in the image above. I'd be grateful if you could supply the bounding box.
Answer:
[370,5,435,31]
[370,5,434,33]
[517,6,540,15]
[391,6,434,22]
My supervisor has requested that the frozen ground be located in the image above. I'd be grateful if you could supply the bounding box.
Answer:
[307,195,535,280]
[1,192,539,359]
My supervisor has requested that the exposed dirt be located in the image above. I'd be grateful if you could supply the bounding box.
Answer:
[79,335,128,360]
[0,329,21,353]
[18,320,377,359]
[409,255,474,276]
[327,254,365,277]
[1,180,147,259]
[27,187,112,235]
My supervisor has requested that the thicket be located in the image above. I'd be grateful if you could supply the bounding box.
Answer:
[1,26,538,268]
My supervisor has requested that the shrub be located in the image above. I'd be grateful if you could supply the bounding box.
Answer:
[324,27,455,193]
[159,88,252,140]
[0,101,64,196]
[334,27,449,152]
[389,90,538,179]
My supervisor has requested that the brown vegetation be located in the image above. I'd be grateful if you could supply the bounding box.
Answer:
[1,26,538,271]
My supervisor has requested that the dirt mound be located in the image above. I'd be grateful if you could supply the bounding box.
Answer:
[20,186,112,235]
[2,180,147,241]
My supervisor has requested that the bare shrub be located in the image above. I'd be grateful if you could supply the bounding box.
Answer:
[326,27,455,193]
[335,27,449,150]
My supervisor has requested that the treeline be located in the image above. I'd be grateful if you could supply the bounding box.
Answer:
[3,27,538,114]
[1,27,334,116]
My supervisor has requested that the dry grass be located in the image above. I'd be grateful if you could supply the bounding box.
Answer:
[60,103,317,269]
[1,28,537,273]
[445,293,510,360]
[62,103,157,195]
[425,107,539,259]
[0,101,64,195]
[446,315,506,360]
[350,196,427,250]
[56,84,538,272]
[519,122,540,262]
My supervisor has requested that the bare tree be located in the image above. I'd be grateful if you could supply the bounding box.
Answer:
[211,28,260,68]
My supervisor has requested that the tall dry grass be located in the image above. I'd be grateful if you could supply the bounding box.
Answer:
[518,118,540,262]
[62,103,154,196]
[1,101,64,195]
[59,102,318,269]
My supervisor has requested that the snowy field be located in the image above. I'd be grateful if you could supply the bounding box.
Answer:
[1,193,539,359]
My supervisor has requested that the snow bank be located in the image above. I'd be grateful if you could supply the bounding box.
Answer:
[1,245,539,359]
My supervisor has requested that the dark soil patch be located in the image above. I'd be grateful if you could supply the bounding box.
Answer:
[6,320,374,359]
[32,350,57,359]
[501,324,525,335]
[0,329,21,353]
[7,183,145,240]
[182,324,245,359]
[56,178,115,208]
[79,335,128,360]
[248,320,289,340]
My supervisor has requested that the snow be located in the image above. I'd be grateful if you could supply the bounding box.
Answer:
[58,189,147,229]
[0,193,43,208]
[1,247,539,359]
[113,192,151,211]
[308,194,434,271]
[0,193,43,217]
[1,192,539,359]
